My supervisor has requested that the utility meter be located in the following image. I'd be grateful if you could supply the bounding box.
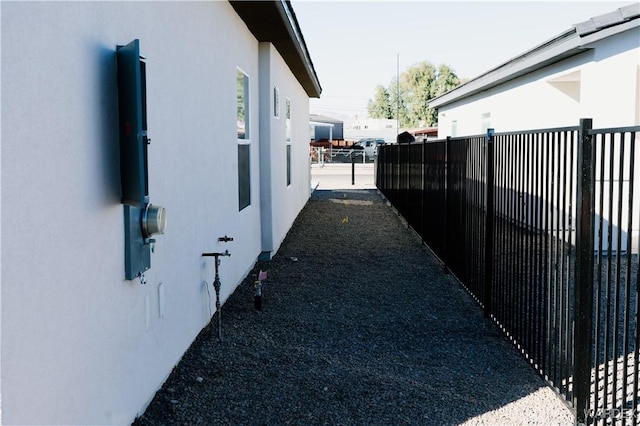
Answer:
[117,39,167,281]
[142,204,167,238]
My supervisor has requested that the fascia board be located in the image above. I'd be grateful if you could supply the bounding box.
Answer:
[310,121,336,128]
[429,30,582,108]
[579,18,640,48]
[430,10,639,110]
[277,1,322,97]
[230,1,322,98]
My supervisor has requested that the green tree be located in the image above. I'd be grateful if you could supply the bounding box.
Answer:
[367,85,393,119]
[388,76,408,127]
[426,64,462,125]
[367,61,462,128]
[402,61,436,128]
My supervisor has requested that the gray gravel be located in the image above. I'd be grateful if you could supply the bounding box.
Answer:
[133,189,574,426]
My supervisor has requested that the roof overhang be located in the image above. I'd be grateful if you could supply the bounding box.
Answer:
[230,0,322,98]
[309,114,343,125]
[429,3,639,109]
[310,121,335,128]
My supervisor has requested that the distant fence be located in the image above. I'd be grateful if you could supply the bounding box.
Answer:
[310,147,373,165]
[376,119,640,425]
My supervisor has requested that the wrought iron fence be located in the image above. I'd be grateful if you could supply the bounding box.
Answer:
[590,126,640,425]
[309,146,371,165]
[376,119,640,425]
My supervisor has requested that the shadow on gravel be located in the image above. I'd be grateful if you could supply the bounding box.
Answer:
[133,189,571,425]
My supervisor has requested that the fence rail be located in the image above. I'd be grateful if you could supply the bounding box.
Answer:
[309,147,373,165]
[376,119,640,425]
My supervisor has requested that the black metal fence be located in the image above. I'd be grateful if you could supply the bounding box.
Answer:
[376,119,640,425]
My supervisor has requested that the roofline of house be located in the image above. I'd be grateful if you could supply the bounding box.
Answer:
[310,121,335,128]
[411,127,438,135]
[230,0,322,98]
[429,3,639,109]
[310,114,344,124]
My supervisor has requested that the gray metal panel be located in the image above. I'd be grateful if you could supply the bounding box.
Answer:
[116,39,149,208]
[124,205,151,280]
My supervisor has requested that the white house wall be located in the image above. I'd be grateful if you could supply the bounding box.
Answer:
[259,43,311,259]
[437,27,640,138]
[582,28,640,127]
[1,2,311,425]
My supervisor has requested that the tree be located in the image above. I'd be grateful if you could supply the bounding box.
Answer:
[426,64,462,125]
[367,61,463,128]
[388,76,408,127]
[367,85,392,119]
[402,61,436,128]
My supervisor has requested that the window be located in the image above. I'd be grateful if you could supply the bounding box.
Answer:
[286,145,291,186]
[636,66,640,125]
[480,113,491,134]
[274,86,280,118]
[238,145,251,210]
[286,98,291,186]
[285,98,291,141]
[237,70,249,139]
[636,65,640,125]
[237,69,251,210]
[451,120,458,137]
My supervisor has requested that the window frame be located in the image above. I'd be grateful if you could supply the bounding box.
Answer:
[237,68,250,141]
[480,112,491,134]
[285,98,291,186]
[273,86,280,119]
[236,67,251,210]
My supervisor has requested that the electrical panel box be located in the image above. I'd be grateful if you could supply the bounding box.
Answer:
[117,39,148,208]
[116,39,166,281]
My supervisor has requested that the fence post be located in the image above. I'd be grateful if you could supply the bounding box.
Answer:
[420,139,426,244]
[484,129,495,318]
[574,118,594,423]
[443,136,450,272]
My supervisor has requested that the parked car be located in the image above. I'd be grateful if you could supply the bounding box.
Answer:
[354,138,385,158]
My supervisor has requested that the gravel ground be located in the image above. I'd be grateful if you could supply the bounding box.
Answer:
[133,189,574,426]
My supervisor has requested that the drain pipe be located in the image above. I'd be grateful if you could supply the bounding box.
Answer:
[253,270,268,311]
[202,241,232,340]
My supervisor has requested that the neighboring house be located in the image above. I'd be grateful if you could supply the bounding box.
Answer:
[310,113,344,141]
[411,127,439,142]
[429,3,640,253]
[1,2,320,425]
[430,3,640,137]
[346,117,398,143]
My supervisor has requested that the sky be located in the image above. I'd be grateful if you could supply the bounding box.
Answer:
[292,0,635,121]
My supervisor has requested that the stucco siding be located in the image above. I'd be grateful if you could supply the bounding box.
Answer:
[582,29,640,127]
[259,43,310,258]
[1,1,310,424]
[267,45,311,255]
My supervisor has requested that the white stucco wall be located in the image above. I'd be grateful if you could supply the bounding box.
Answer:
[1,2,312,424]
[259,43,311,258]
[436,26,640,138]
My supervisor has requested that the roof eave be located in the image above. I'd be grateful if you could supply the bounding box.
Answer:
[429,29,580,108]
[230,1,322,98]
[429,3,640,109]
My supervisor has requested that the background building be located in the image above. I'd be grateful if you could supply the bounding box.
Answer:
[310,114,344,142]
[346,117,398,143]
[430,4,639,136]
